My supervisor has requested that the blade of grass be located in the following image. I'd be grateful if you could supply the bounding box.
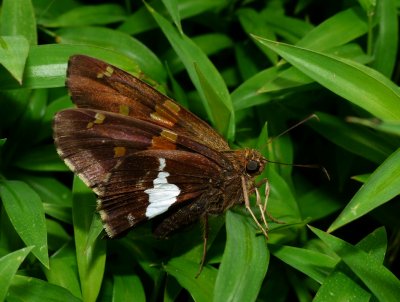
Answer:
[255,37,400,120]
[0,44,141,89]
[8,275,81,301]
[1,0,37,45]
[213,211,269,302]
[310,226,400,301]
[147,3,234,140]
[0,246,33,301]
[72,177,106,302]
[164,257,217,302]
[0,36,29,84]
[0,180,48,267]
[329,148,400,232]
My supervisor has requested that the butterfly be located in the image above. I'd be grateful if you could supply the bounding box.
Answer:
[53,55,270,265]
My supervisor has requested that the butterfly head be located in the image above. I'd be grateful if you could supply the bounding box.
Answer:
[243,149,267,177]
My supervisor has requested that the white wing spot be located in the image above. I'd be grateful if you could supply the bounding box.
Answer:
[127,213,135,226]
[145,158,180,218]
[63,158,76,172]
[159,158,166,170]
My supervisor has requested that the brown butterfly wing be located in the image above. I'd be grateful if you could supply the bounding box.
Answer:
[66,55,229,151]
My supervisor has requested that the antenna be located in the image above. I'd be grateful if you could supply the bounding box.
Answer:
[268,114,319,144]
[265,114,330,180]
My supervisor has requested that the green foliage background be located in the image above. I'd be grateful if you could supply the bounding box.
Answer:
[0,0,399,301]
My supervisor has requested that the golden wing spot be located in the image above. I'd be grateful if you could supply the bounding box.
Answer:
[119,104,130,115]
[96,66,114,78]
[87,113,106,128]
[113,146,126,158]
[164,99,180,113]
[161,129,178,142]
[105,66,114,77]
[94,113,106,123]
[150,105,177,127]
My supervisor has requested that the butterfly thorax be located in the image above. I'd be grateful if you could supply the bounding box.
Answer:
[204,149,267,213]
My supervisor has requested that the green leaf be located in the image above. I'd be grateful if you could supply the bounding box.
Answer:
[346,117,400,136]
[112,274,146,302]
[55,26,166,82]
[1,89,47,163]
[296,8,368,51]
[165,257,217,302]
[298,188,342,221]
[43,242,81,299]
[72,177,106,302]
[118,0,228,35]
[41,4,127,27]
[0,246,33,301]
[162,0,182,34]
[270,244,338,283]
[147,3,235,140]
[195,64,233,141]
[329,148,400,232]
[370,0,398,77]
[1,0,37,45]
[0,44,141,89]
[0,180,49,267]
[15,144,66,171]
[267,168,302,225]
[262,9,314,43]
[358,0,376,13]
[255,37,400,120]
[19,175,72,223]
[0,36,29,83]
[46,219,71,251]
[237,8,277,64]
[166,33,233,74]
[356,227,387,264]
[308,112,393,164]
[231,67,278,110]
[314,229,387,302]
[214,211,269,302]
[8,275,81,302]
[310,226,400,302]
[314,270,371,302]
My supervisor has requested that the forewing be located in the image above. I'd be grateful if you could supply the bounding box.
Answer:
[53,108,231,181]
[67,55,229,151]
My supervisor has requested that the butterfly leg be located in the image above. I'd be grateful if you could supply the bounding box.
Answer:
[254,178,269,212]
[241,176,269,238]
[255,187,269,235]
[255,178,284,225]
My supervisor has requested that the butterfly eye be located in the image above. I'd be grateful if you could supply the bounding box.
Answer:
[246,160,260,174]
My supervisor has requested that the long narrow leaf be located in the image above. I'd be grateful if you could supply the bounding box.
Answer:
[0,180,48,267]
[310,226,400,301]
[214,211,269,302]
[147,3,235,140]
[72,177,106,302]
[329,148,400,232]
[0,246,33,301]
[255,37,400,120]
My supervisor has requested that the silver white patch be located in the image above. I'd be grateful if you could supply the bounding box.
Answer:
[127,213,135,226]
[144,158,180,218]
[158,157,166,170]
[63,158,76,172]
